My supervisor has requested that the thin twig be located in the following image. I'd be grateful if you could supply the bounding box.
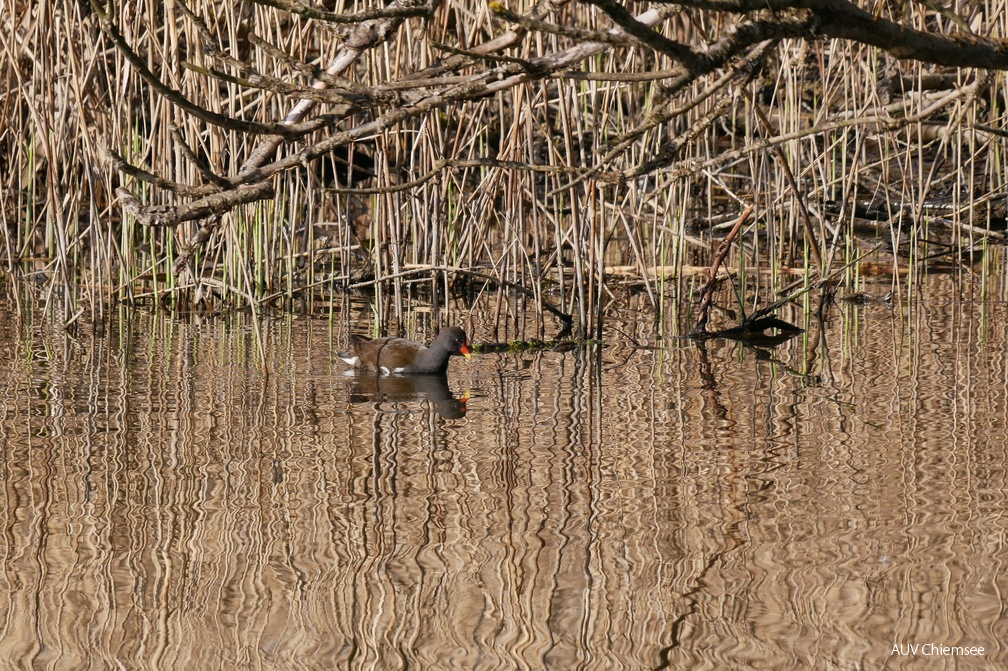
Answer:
[693,205,754,335]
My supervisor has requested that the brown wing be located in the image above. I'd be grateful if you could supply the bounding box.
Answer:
[352,336,423,372]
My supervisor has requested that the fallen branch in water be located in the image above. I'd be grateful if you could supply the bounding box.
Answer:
[692,205,753,336]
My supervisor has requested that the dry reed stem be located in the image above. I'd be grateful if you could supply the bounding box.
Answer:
[3,1,1008,336]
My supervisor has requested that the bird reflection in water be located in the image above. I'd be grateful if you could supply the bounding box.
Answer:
[347,374,468,419]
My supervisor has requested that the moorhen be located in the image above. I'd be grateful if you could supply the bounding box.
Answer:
[338,326,472,375]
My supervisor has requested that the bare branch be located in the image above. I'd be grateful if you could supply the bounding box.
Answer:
[252,0,434,24]
[88,0,337,137]
[808,0,1008,68]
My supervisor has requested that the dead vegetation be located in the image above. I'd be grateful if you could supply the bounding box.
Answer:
[3,0,1008,335]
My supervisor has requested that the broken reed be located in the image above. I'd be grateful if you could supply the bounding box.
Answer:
[3,1,1008,332]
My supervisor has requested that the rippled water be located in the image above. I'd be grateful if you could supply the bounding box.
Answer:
[1,278,1006,670]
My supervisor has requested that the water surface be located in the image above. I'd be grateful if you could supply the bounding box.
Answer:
[0,277,1005,670]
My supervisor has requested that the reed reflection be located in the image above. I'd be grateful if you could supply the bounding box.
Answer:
[2,288,1008,670]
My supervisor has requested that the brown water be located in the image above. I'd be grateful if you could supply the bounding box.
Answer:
[0,278,1006,670]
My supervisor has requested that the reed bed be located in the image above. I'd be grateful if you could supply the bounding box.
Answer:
[2,1,1008,336]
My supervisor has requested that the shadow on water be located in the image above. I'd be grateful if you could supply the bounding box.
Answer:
[1,277,1007,670]
[346,372,469,420]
